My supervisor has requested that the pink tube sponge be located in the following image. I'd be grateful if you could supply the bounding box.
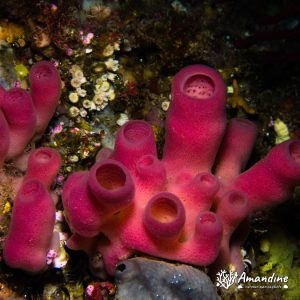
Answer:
[216,190,250,238]
[0,84,5,105]
[29,61,61,133]
[0,111,9,167]
[193,212,223,262]
[3,147,61,273]
[25,147,62,188]
[135,155,167,191]
[163,65,227,175]
[3,179,56,273]
[143,192,186,239]
[88,159,135,209]
[63,171,100,237]
[178,172,220,212]
[0,61,61,164]
[1,88,36,159]
[232,139,300,211]
[111,120,157,171]
[62,64,300,276]
[215,118,258,182]
[62,159,135,237]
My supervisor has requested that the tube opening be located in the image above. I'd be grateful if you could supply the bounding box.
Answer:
[198,212,216,224]
[196,212,222,239]
[34,149,52,163]
[144,193,186,238]
[150,197,178,223]
[123,122,151,144]
[199,173,215,186]
[183,74,215,99]
[96,164,126,191]
[290,141,300,163]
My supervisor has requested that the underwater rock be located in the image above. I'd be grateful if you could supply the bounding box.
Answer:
[115,257,219,300]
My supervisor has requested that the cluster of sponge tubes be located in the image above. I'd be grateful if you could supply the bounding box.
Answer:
[63,64,300,276]
[1,62,62,273]
[3,63,300,277]
[0,61,61,166]
[3,147,62,272]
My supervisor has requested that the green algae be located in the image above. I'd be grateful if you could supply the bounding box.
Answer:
[259,227,300,299]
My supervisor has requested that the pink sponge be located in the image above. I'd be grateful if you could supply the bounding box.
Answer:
[0,85,5,103]
[25,147,62,189]
[0,111,9,166]
[163,65,227,175]
[63,159,135,238]
[0,61,61,165]
[215,118,258,182]
[1,88,36,159]
[232,139,300,211]
[62,64,300,276]
[3,147,61,273]
[29,61,61,133]
[3,179,55,273]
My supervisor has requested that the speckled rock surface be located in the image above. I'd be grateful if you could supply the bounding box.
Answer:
[115,257,219,300]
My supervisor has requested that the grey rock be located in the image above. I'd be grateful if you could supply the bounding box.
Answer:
[115,257,219,300]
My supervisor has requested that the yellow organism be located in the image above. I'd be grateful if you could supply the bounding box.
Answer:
[0,20,25,45]
[227,79,255,114]
[274,118,290,144]
[15,64,29,79]
[2,201,11,214]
